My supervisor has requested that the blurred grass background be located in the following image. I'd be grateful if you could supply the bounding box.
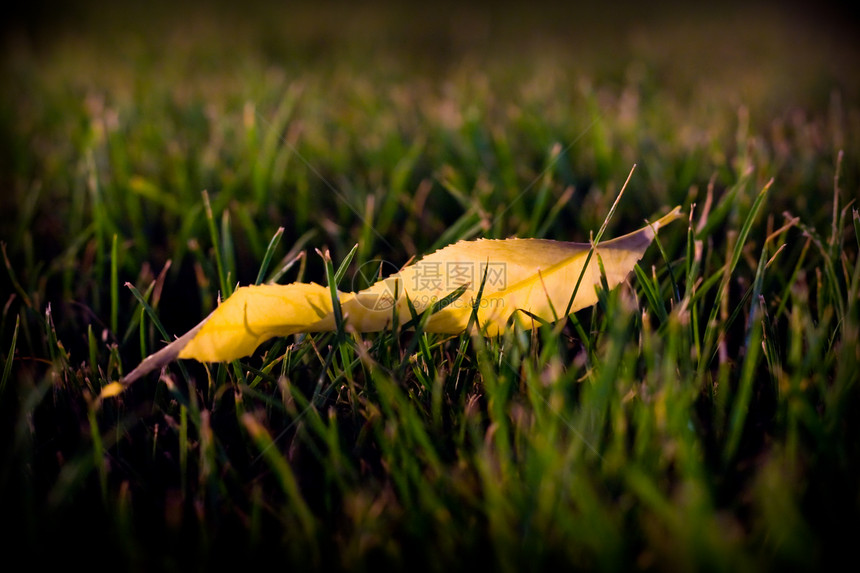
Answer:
[3,0,857,309]
[1,0,859,570]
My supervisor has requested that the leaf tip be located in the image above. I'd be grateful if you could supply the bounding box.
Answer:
[651,205,684,230]
[98,381,125,400]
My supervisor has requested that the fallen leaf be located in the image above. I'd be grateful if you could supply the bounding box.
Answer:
[124,206,682,383]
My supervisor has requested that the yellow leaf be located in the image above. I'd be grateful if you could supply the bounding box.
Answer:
[179,282,339,362]
[123,206,682,382]
[98,381,125,399]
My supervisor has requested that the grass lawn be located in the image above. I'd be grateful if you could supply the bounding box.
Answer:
[1,1,859,570]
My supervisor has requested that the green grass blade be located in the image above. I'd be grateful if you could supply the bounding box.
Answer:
[110,233,119,335]
[723,245,769,463]
[634,263,669,325]
[241,413,317,541]
[220,209,237,293]
[0,314,19,397]
[699,178,772,375]
[125,281,191,384]
[202,190,230,298]
[255,226,284,285]
[333,243,359,286]
[561,165,634,320]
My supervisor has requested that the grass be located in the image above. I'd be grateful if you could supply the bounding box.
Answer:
[1,1,859,570]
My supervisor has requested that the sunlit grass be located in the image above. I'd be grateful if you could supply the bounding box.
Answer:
[1,2,858,570]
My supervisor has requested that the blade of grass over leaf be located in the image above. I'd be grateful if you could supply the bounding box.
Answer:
[321,249,345,336]
[561,164,636,320]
